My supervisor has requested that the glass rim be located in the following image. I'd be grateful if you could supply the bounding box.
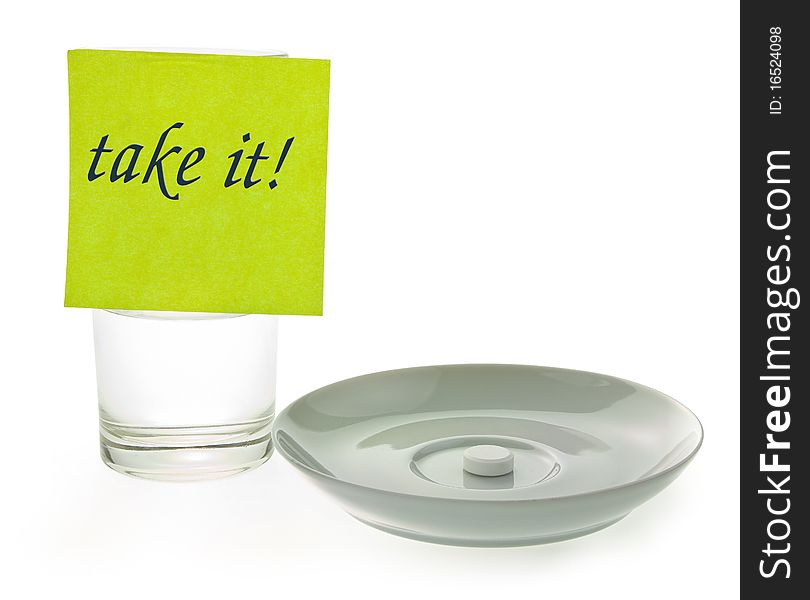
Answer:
[95,47,287,57]
[102,310,248,321]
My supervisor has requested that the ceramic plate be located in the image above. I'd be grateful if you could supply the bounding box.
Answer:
[272,365,703,546]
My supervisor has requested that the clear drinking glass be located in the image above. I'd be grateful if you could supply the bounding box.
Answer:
[93,310,278,480]
[86,48,286,481]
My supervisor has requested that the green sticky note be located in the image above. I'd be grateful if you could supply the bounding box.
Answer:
[65,50,329,315]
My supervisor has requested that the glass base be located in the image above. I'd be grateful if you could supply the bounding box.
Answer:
[99,417,273,481]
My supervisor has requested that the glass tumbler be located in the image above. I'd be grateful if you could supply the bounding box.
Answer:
[85,48,286,480]
[93,310,278,480]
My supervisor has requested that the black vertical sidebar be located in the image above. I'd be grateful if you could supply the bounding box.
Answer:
[741,2,806,598]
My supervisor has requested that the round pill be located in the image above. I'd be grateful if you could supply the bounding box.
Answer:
[463,444,515,477]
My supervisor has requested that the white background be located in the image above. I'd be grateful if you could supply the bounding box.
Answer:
[0,1,739,597]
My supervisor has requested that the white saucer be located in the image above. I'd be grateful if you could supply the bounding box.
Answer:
[273,364,703,546]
